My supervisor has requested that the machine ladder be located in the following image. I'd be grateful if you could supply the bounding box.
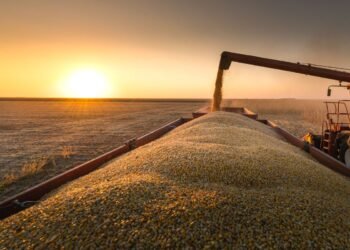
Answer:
[322,101,350,154]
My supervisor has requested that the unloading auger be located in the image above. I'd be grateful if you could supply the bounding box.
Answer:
[212,51,350,111]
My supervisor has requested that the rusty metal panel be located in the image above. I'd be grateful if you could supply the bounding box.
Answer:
[193,106,210,118]
[242,108,258,120]
[272,126,305,148]
[309,147,350,177]
[192,112,205,118]
[194,106,258,120]
[221,107,244,113]
[257,119,268,125]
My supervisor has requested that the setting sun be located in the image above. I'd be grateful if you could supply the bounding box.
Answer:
[62,69,109,98]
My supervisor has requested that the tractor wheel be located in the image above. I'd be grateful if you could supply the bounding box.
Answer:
[344,148,350,169]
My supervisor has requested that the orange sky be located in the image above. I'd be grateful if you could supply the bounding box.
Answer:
[1,1,350,99]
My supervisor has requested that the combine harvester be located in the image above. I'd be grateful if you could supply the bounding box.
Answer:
[1,52,350,248]
[210,51,350,169]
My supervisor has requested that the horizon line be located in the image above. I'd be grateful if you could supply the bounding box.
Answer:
[0,97,332,102]
[0,97,210,102]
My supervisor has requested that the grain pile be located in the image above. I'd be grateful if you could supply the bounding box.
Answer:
[1,112,350,248]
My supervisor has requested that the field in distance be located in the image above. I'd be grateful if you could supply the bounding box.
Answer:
[0,100,206,200]
[0,99,331,201]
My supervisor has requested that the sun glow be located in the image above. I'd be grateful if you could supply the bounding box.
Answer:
[62,69,109,98]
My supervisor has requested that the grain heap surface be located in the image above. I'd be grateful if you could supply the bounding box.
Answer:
[1,112,350,248]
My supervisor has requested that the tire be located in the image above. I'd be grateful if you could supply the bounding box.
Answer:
[345,148,350,169]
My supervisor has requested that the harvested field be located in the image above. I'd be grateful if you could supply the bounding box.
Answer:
[1,112,349,248]
[0,100,205,200]
[0,99,331,201]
